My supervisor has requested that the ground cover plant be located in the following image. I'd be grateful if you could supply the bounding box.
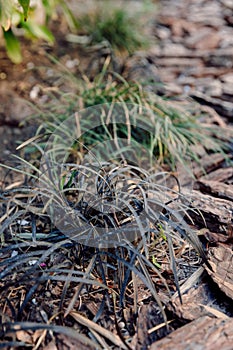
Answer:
[0,1,233,349]
[29,56,228,168]
[0,65,231,348]
[78,7,146,53]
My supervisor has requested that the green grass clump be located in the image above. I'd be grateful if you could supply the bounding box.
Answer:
[79,8,146,53]
[31,59,226,169]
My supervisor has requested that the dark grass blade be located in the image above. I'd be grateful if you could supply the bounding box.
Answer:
[2,322,102,349]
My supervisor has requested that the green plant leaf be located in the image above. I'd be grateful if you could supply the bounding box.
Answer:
[18,0,30,21]
[3,28,22,63]
[0,0,14,30]
[22,21,54,43]
[59,0,79,31]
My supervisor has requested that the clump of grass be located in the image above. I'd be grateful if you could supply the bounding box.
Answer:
[0,151,206,324]
[30,58,227,169]
[79,7,146,53]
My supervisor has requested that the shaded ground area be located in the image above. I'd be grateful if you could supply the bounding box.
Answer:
[0,0,233,349]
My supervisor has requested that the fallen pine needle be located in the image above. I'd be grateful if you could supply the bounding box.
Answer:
[148,320,174,334]
[69,311,129,350]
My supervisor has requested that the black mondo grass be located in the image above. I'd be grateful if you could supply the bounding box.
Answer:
[0,106,210,345]
[1,81,231,348]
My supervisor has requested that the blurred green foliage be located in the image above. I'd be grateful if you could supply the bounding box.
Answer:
[80,7,146,53]
[0,0,151,63]
[0,0,53,63]
[0,0,78,63]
